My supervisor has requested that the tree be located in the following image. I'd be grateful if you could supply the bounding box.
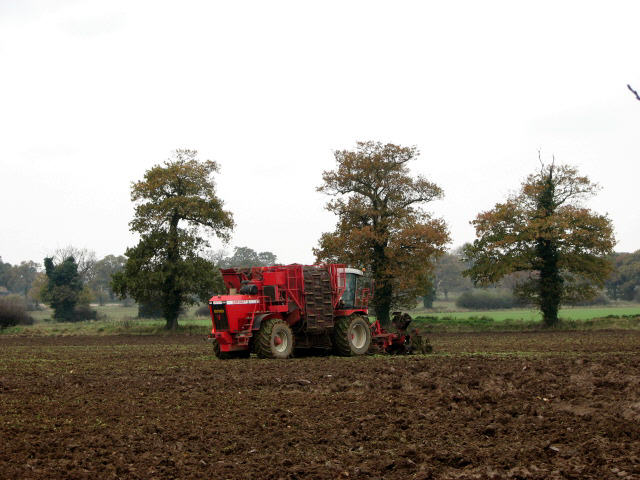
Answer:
[6,261,39,296]
[218,246,278,268]
[605,251,640,301]
[112,149,234,329]
[422,283,436,308]
[0,257,11,288]
[28,272,48,309]
[314,141,449,327]
[463,162,615,326]
[43,256,83,321]
[89,255,126,305]
[257,250,278,266]
[53,247,97,285]
[434,248,472,300]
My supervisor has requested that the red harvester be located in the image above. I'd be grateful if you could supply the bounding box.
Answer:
[208,263,425,359]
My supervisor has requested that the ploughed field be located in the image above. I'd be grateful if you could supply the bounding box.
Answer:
[1,331,639,479]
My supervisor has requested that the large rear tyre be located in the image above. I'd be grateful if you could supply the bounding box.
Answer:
[255,318,294,359]
[332,315,372,356]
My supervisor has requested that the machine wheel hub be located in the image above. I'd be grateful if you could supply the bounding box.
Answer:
[273,332,289,353]
[350,323,368,350]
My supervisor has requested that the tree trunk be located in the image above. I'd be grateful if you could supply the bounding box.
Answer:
[374,280,393,328]
[537,238,562,327]
[371,242,393,328]
[165,315,179,330]
[536,167,562,327]
[163,213,182,330]
[423,296,433,309]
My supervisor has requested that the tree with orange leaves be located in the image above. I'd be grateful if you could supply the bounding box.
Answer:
[314,141,449,327]
[463,162,615,326]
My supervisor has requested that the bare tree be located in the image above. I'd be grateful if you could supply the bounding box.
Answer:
[208,248,229,267]
[53,246,97,285]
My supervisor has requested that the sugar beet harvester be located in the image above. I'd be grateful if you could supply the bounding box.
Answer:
[207,263,426,359]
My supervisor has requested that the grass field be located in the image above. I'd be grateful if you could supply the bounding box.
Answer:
[2,301,639,336]
[419,305,640,321]
[410,305,640,332]
[4,304,213,336]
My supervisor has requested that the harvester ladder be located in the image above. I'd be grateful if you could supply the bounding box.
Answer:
[302,266,334,333]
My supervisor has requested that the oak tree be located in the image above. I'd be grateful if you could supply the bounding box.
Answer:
[314,141,449,327]
[463,162,615,326]
[112,150,234,329]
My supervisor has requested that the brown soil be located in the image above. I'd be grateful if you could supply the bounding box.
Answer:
[1,331,639,479]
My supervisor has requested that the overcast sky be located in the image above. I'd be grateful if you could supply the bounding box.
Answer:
[1,0,639,266]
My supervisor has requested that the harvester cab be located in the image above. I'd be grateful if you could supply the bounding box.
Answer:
[207,263,426,359]
[337,268,371,311]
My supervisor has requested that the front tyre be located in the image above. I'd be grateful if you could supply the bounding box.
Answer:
[255,318,294,359]
[332,315,372,356]
[213,339,231,359]
[213,339,251,359]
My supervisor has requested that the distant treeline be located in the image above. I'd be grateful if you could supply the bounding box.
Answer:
[428,249,640,309]
[1,246,639,318]
[0,245,278,310]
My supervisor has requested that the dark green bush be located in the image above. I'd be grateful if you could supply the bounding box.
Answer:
[0,295,34,328]
[455,289,523,310]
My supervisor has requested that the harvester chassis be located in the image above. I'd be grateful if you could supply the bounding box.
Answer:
[208,264,428,359]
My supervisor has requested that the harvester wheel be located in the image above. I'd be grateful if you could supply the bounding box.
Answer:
[213,340,251,359]
[213,340,231,359]
[332,315,371,356]
[255,318,294,359]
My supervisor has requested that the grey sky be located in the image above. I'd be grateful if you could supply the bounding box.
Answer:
[1,0,639,266]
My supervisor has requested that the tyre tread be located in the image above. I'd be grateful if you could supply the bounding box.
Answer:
[255,318,293,359]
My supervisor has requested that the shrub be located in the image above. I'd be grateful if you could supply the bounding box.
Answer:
[0,295,34,328]
[455,289,523,310]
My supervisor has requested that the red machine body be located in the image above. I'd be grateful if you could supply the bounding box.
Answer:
[208,263,412,358]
